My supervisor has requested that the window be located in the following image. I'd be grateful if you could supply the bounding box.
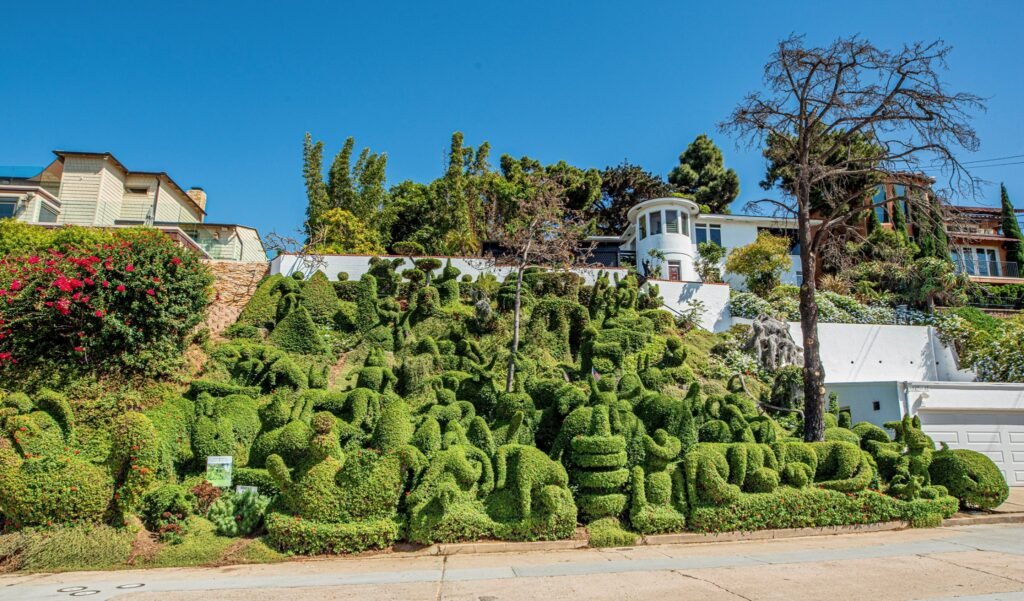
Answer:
[0,197,16,219]
[665,210,679,234]
[638,215,647,240]
[38,203,58,223]
[873,186,890,223]
[695,223,722,246]
[668,260,681,281]
[126,186,150,195]
[872,401,881,411]
[976,248,998,276]
[649,211,662,235]
[953,247,1000,276]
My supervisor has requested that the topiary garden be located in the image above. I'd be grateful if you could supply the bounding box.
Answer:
[0,232,1010,570]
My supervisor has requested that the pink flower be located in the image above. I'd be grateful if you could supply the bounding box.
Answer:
[146,288,156,296]
[116,284,126,293]
[170,257,182,266]
[101,281,110,288]
[84,278,94,286]
[27,256,40,265]
[10,280,22,291]
[73,346,84,352]
[94,310,104,318]
[125,264,135,273]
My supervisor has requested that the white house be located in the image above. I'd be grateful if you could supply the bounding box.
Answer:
[0,151,266,262]
[588,197,807,289]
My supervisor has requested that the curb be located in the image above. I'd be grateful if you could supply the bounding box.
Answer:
[639,520,907,546]
[396,514,1024,557]
[942,512,1024,527]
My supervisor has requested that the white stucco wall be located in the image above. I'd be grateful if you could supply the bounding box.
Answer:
[271,254,631,287]
[784,322,973,384]
[269,254,732,332]
[826,381,904,428]
[654,280,732,332]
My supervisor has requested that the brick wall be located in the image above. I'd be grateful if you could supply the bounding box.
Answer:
[203,260,269,335]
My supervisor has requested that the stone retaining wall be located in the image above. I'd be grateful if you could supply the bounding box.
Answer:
[203,260,269,335]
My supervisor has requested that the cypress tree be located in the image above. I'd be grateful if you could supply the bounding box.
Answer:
[328,137,356,213]
[1000,184,1024,267]
[891,196,909,242]
[303,133,330,239]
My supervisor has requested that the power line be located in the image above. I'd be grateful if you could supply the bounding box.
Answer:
[964,160,1024,169]
[925,153,1024,167]
[959,153,1024,165]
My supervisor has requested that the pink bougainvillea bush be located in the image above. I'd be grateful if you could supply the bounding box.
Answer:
[0,226,213,379]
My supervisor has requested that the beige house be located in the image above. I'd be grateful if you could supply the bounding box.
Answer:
[0,151,266,262]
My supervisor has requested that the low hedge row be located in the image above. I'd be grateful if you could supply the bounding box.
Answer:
[688,487,958,533]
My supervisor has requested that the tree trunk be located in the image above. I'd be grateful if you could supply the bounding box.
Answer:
[797,189,827,442]
[506,263,526,393]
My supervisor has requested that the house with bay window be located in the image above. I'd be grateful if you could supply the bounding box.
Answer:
[588,196,806,290]
[0,151,266,262]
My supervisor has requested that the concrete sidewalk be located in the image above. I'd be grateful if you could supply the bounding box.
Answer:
[3,523,1022,601]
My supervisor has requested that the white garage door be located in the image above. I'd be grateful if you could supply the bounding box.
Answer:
[918,410,1024,487]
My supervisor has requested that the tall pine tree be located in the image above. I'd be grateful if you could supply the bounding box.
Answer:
[1000,184,1024,267]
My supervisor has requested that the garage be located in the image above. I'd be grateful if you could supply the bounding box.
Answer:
[908,382,1024,487]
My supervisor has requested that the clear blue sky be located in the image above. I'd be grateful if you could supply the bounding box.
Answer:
[4,0,1023,238]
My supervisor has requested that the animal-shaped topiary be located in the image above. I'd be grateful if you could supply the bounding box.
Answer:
[493,444,569,519]
[214,342,308,392]
[0,391,159,526]
[355,348,398,393]
[265,412,421,554]
[870,415,943,500]
[192,393,261,468]
[406,443,495,544]
[629,429,687,533]
[929,446,1008,510]
[250,391,315,467]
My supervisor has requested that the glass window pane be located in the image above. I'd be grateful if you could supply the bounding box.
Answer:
[639,216,646,239]
[695,225,707,245]
[650,211,662,235]
[710,225,722,246]
[38,204,58,223]
[0,201,16,219]
[681,213,688,234]
[665,210,679,233]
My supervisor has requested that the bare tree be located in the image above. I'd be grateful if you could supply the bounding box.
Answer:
[263,226,329,278]
[721,35,983,441]
[490,175,593,392]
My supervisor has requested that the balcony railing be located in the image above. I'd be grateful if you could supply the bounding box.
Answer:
[954,259,1020,278]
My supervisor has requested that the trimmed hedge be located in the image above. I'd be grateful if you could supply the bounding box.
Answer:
[929,448,1009,510]
[689,487,958,533]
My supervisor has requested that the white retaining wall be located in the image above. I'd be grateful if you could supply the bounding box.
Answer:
[269,254,733,333]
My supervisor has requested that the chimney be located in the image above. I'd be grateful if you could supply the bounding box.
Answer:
[187,187,207,212]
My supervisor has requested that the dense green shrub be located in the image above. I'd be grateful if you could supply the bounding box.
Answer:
[300,271,340,325]
[929,447,1009,510]
[208,490,272,536]
[0,227,213,377]
[269,306,330,355]
[238,275,285,329]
